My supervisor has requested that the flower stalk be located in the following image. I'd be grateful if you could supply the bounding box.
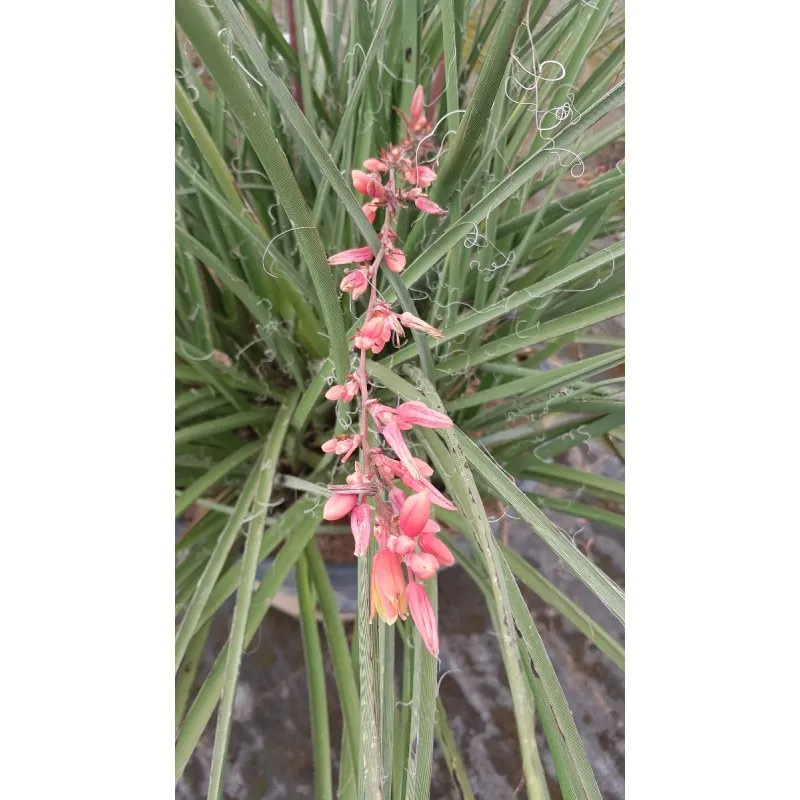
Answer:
[322,86,455,656]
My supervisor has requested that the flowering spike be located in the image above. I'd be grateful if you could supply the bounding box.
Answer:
[405,582,439,657]
[328,246,374,266]
[351,502,372,557]
[398,491,431,538]
[323,492,358,521]
[371,549,408,624]
[418,533,455,567]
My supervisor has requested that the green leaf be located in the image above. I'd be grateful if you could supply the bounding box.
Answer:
[206,393,299,799]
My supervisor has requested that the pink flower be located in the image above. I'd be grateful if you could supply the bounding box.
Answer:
[328,246,374,266]
[351,170,372,195]
[418,533,454,567]
[398,312,444,339]
[363,202,378,223]
[384,247,406,273]
[399,491,431,538]
[400,473,457,511]
[323,492,358,521]
[381,421,421,479]
[363,158,388,172]
[405,582,439,656]
[350,502,372,557]
[396,401,452,429]
[410,85,425,123]
[414,196,447,215]
[340,268,370,300]
[346,462,366,486]
[403,165,437,188]
[406,553,439,581]
[371,549,408,624]
[325,375,360,402]
[388,534,417,556]
[321,433,361,462]
[388,487,406,514]
[422,518,441,534]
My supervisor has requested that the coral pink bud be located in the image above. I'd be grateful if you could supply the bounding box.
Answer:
[410,85,425,122]
[396,401,452,429]
[407,553,439,581]
[405,582,439,656]
[320,433,361,462]
[398,312,444,339]
[418,534,455,567]
[363,158,388,172]
[384,247,406,273]
[363,202,378,223]
[327,246,374,266]
[351,170,372,195]
[371,549,408,624]
[323,492,358,521]
[399,491,431,538]
[340,268,370,300]
[351,502,372,557]
[394,535,417,556]
[381,422,421,479]
[414,196,447,215]
[325,384,346,401]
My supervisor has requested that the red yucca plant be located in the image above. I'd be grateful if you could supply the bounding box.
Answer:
[175,0,625,797]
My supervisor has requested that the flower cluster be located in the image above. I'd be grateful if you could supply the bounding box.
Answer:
[320,86,453,657]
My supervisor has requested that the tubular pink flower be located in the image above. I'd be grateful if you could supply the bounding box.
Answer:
[327,246,374,265]
[323,492,358,521]
[363,202,378,223]
[384,247,406,273]
[381,422,421,479]
[403,165,437,188]
[398,312,444,339]
[398,491,431,538]
[394,534,417,556]
[351,170,372,195]
[396,401,452,429]
[363,158,388,172]
[350,502,372,557]
[371,549,408,624]
[321,433,361,462]
[414,196,447,215]
[326,375,360,402]
[406,552,439,581]
[340,269,370,300]
[400,473,457,511]
[418,533,455,567]
[388,487,406,514]
[405,582,439,657]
